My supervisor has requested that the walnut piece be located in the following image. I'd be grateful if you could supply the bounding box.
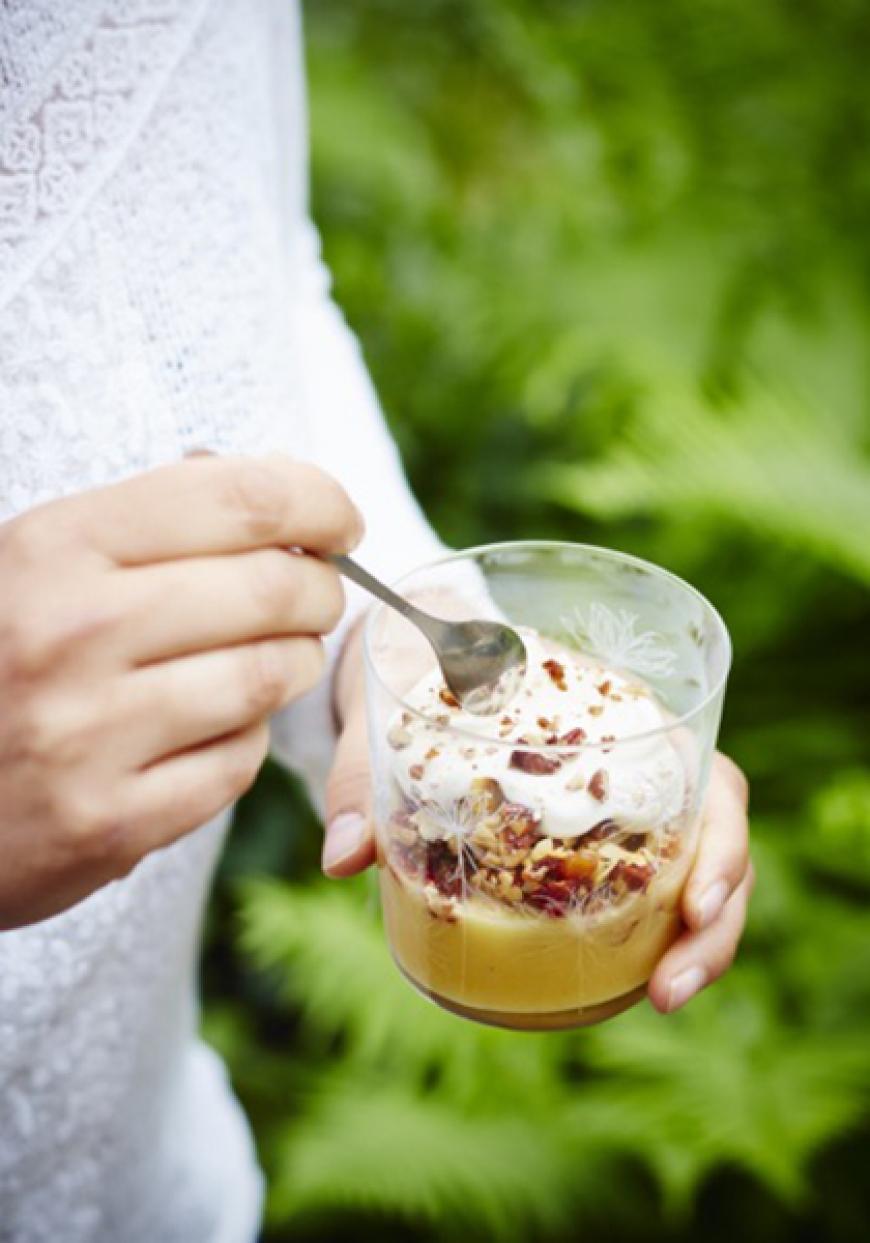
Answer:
[509,750,562,775]
[588,768,610,802]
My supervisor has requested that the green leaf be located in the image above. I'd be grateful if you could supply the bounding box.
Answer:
[267,1075,576,1239]
[540,373,870,585]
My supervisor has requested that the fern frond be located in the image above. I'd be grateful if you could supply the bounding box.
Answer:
[237,876,565,1104]
[266,1074,582,1239]
[566,970,870,1211]
[540,373,870,584]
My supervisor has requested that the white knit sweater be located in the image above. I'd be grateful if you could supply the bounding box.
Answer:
[0,3,444,1240]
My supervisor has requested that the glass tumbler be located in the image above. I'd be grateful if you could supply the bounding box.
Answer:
[363,542,731,1030]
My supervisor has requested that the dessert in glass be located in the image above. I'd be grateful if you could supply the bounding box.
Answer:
[364,542,731,1030]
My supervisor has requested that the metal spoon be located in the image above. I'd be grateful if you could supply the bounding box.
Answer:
[329,554,527,715]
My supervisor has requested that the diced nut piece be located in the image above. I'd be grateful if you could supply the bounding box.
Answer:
[565,770,586,792]
[423,883,460,922]
[470,777,505,814]
[439,687,460,709]
[387,722,413,749]
[409,763,425,781]
[542,658,567,690]
[588,704,604,717]
[597,679,612,696]
[563,852,598,882]
[588,768,610,802]
[509,750,561,775]
[560,727,587,745]
[470,824,497,849]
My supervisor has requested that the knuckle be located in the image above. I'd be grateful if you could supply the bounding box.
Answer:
[2,597,112,683]
[292,636,326,695]
[223,727,269,801]
[247,550,294,618]
[293,462,363,550]
[0,606,46,681]
[717,752,749,809]
[16,699,72,763]
[245,641,293,717]
[327,763,372,815]
[62,789,125,859]
[226,459,289,544]
[0,508,57,566]
[320,568,346,632]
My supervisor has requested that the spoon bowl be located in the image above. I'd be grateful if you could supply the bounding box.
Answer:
[328,554,527,715]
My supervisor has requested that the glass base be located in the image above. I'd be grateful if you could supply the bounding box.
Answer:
[393,956,647,1031]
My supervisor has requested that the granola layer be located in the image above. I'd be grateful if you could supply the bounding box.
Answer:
[386,778,684,924]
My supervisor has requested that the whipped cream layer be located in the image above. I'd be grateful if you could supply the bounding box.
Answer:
[387,628,686,841]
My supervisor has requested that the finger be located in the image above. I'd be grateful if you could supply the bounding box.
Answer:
[117,636,325,765]
[57,454,364,564]
[121,720,271,858]
[116,549,344,664]
[322,701,375,878]
[683,752,750,932]
[648,866,755,1013]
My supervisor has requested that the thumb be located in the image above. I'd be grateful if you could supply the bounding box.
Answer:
[322,701,376,878]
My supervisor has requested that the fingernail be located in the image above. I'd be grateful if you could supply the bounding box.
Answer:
[695,880,728,929]
[667,965,706,1012]
[323,812,367,874]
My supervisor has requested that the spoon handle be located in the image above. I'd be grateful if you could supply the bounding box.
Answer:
[328,554,442,641]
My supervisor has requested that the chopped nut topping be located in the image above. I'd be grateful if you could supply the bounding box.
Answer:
[531,836,555,860]
[470,777,504,814]
[409,763,425,781]
[423,883,459,922]
[425,746,441,761]
[509,750,562,775]
[387,722,413,750]
[439,687,460,709]
[597,679,612,696]
[565,771,586,791]
[588,768,610,801]
[470,824,497,848]
[542,658,567,691]
[588,704,604,717]
[559,726,587,745]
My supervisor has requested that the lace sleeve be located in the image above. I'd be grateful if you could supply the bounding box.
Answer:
[268,218,448,807]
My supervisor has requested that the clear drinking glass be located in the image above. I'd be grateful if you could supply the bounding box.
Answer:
[363,542,731,1030]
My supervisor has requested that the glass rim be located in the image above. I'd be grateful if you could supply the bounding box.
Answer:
[362,539,732,753]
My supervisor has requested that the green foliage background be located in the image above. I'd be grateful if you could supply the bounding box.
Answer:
[202,2,870,1240]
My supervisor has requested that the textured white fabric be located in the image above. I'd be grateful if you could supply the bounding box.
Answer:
[0,2,444,1240]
